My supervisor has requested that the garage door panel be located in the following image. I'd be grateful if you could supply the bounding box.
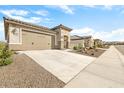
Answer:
[36,35,51,49]
[22,31,52,50]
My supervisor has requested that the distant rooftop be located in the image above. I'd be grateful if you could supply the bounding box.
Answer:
[71,35,92,40]
[94,39,102,41]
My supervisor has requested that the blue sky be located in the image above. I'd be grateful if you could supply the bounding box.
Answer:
[0,5,124,41]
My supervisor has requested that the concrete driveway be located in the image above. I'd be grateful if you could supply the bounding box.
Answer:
[19,50,96,83]
[65,46,124,88]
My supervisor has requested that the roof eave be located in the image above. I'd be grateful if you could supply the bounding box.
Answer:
[51,25,72,31]
[4,17,56,34]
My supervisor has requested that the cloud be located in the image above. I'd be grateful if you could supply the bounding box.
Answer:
[71,27,124,41]
[102,5,113,10]
[111,28,124,35]
[0,21,4,33]
[57,5,74,14]
[71,27,94,35]
[82,5,113,10]
[0,9,43,24]
[0,9,29,17]
[82,5,96,8]
[0,21,4,41]
[4,14,43,24]
[0,9,53,24]
[34,10,49,16]
[47,5,74,14]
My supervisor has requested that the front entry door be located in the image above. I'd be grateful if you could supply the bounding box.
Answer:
[64,36,68,48]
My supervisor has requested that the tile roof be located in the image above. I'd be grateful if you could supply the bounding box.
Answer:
[51,24,72,31]
[4,17,52,31]
[71,35,92,40]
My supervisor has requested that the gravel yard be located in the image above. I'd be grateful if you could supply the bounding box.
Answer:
[0,54,65,88]
[69,48,106,57]
[115,45,124,55]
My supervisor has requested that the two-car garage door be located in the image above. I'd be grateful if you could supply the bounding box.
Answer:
[22,31,53,50]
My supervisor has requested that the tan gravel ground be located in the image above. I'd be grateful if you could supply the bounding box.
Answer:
[70,48,106,57]
[0,54,65,88]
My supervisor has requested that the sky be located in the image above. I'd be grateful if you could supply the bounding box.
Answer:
[0,5,124,41]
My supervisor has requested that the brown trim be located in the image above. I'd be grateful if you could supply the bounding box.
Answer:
[71,39,83,40]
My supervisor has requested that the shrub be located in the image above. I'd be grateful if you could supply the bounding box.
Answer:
[93,45,96,49]
[0,42,5,49]
[73,46,78,50]
[0,43,13,66]
[97,44,103,48]
[77,43,83,50]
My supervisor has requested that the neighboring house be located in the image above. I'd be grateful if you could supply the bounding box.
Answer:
[70,35,85,49]
[82,35,94,48]
[4,17,72,50]
[94,39,103,47]
[104,41,124,45]
[70,35,94,49]
[70,35,94,48]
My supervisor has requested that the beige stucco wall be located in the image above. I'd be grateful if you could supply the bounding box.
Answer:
[86,38,94,47]
[6,21,72,50]
[53,28,70,49]
[70,39,84,49]
[70,37,94,49]
[59,28,70,49]
[9,24,22,44]
[54,29,61,49]
[8,24,56,50]
[84,38,94,47]
[9,30,55,50]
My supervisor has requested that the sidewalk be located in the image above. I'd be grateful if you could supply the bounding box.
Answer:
[65,46,124,88]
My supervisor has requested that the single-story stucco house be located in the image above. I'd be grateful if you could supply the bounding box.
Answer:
[4,17,72,50]
[70,35,94,49]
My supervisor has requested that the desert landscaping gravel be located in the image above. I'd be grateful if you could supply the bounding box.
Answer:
[0,54,65,88]
[69,48,106,57]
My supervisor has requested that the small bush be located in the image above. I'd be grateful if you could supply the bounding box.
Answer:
[73,44,84,52]
[0,58,12,66]
[93,45,96,49]
[73,46,78,50]
[97,44,103,48]
[0,43,13,66]
[77,43,83,50]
